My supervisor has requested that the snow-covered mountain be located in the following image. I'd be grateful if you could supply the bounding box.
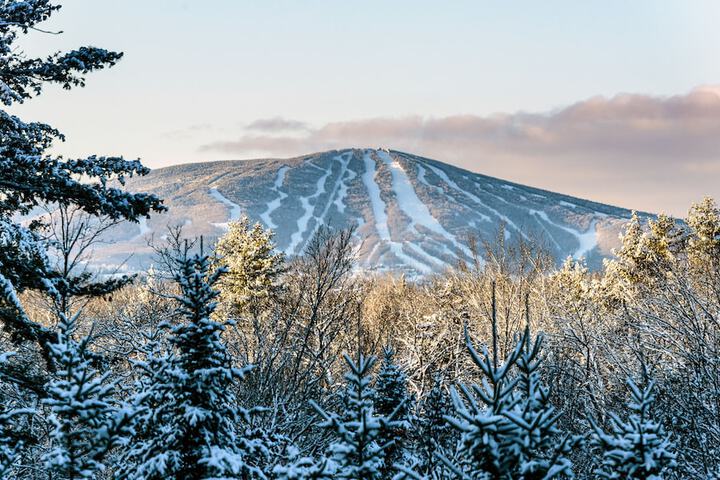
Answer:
[98,148,637,275]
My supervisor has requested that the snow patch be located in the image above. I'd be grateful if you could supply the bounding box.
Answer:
[132,217,151,241]
[209,188,242,231]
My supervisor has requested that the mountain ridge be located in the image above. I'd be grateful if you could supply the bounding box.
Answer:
[94,148,640,275]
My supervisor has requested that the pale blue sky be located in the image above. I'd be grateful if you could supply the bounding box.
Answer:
[8,1,720,213]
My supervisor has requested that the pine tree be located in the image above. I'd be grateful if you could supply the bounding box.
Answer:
[215,217,285,318]
[374,346,413,477]
[589,379,677,480]
[42,312,135,479]
[310,354,401,480]
[119,241,267,479]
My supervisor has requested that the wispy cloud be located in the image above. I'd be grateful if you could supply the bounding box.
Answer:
[199,86,720,215]
[244,117,310,132]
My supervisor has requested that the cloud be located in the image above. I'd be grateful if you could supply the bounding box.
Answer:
[244,117,310,132]
[199,86,720,216]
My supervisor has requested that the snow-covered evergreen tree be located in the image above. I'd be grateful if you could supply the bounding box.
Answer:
[119,242,267,479]
[374,346,413,478]
[416,374,456,479]
[589,379,677,480]
[0,409,20,478]
[0,0,164,354]
[439,327,575,479]
[310,354,401,480]
[271,446,334,480]
[42,312,134,479]
[0,352,33,478]
[215,217,285,318]
[510,328,576,478]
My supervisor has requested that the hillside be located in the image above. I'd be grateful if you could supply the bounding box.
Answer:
[96,148,637,275]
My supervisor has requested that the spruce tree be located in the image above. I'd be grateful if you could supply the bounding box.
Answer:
[119,242,267,479]
[0,352,32,478]
[509,328,576,479]
[42,312,135,479]
[439,327,575,479]
[0,0,164,361]
[271,449,334,480]
[416,374,456,478]
[374,346,413,477]
[589,379,677,480]
[310,354,401,480]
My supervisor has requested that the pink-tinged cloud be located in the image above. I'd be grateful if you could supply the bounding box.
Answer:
[199,86,720,216]
[245,117,310,132]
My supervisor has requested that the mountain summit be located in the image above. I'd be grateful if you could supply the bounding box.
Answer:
[103,148,634,275]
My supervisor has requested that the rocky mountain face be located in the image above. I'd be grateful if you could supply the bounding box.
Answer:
[96,148,637,275]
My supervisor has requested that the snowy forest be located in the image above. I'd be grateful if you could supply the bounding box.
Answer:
[2,2,720,479]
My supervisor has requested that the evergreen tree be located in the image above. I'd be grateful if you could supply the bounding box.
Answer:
[310,354,401,480]
[589,379,677,480]
[119,242,267,479]
[215,217,285,318]
[374,346,413,477]
[416,374,456,479]
[510,328,576,479]
[42,312,135,479]
[687,197,720,274]
[0,352,32,478]
[439,327,575,479]
[271,446,334,480]
[0,0,164,358]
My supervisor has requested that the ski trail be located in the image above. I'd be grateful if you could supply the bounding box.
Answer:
[467,178,530,240]
[361,150,434,274]
[334,153,356,214]
[260,166,289,230]
[389,244,434,274]
[209,188,242,231]
[529,211,563,251]
[287,160,333,254]
[319,153,351,222]
[377,150,472,260]
[421,162,492,223]
[573,220,598,259]
[423,162,507,228]
[416,164,443,194]
[308,152,353,238]
[406,242,446,268]
[529,209,597,259]
[362,151,391,242]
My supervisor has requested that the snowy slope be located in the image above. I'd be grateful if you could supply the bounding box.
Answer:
[96,148,638,275]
